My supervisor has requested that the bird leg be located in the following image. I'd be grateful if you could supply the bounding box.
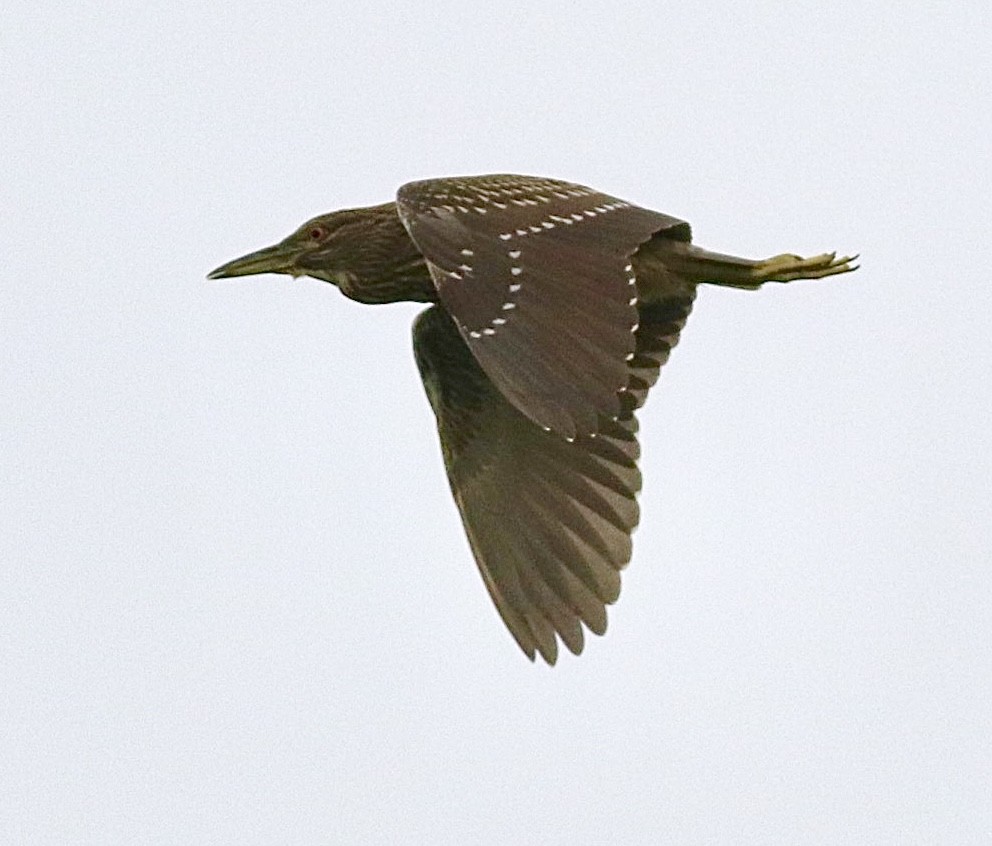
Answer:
[652,242,859,290]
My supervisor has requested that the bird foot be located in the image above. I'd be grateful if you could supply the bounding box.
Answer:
[754,252,859,283]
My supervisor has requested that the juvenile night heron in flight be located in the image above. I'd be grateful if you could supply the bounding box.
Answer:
[208,174,856,664]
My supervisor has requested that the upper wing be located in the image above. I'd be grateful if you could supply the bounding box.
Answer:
[398,174,690,440]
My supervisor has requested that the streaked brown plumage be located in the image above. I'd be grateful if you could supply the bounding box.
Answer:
[208,174,857,664]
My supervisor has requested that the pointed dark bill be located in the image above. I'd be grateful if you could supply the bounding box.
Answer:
[207,242,296,279]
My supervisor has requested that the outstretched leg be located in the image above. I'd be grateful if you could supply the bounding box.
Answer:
[658,241,858,290]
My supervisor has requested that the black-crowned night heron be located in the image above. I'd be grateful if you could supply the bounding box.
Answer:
[209,174,857,664]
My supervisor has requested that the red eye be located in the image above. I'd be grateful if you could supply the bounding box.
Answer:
[308,226,326,241]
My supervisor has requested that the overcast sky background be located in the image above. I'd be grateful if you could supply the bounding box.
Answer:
[3,2,990,843]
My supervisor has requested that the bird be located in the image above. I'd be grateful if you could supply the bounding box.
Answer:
[208,173,856,664]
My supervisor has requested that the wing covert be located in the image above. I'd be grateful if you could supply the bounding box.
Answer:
[399,174,690,439]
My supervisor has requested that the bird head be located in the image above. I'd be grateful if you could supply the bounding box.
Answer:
[207,209,368,285]
[208,201,437,303]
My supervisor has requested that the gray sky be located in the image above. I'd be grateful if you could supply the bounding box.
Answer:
[3,1,990,843]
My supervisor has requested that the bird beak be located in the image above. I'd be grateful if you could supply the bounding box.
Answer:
[207,241,297,280]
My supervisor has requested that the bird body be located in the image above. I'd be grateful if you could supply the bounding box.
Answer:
[209,174,856,664]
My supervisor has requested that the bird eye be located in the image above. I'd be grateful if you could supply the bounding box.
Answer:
[308,225,327,241]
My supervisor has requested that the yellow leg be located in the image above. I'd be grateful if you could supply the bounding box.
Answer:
[650,241,860,290]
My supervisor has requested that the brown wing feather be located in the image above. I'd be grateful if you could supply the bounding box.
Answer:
[625,236,700,412]
[411,226,699,662]
[414,306,647,663]
[399,175,690,440]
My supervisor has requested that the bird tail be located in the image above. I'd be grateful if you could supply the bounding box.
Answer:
[662,243,858,290]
